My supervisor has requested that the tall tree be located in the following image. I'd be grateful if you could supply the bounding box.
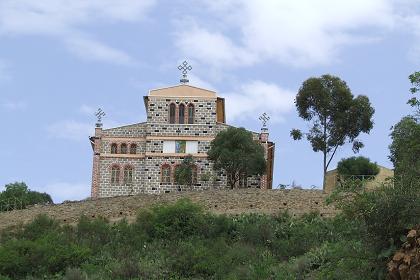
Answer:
[290,74,374,189]
[408,71,420,117]
[208,127,266,189]
[0,182,53,211]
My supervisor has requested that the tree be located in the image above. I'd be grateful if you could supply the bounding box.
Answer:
[208,127,266,189]
[174,155,196,188]
[389,116,420,179]
[290,74,374,188]
[408,71,420,117]
[0,182,53,211]
[337,156,379,177]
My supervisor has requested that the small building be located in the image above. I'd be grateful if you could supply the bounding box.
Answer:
[324,165,394,193]
[89,63,275,198]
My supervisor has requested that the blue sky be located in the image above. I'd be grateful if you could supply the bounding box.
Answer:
[0,0,419,202]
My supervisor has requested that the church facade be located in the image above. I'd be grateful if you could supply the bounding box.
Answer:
[90,81,275,198]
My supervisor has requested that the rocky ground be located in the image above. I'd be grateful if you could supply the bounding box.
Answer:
[0,188,337,231]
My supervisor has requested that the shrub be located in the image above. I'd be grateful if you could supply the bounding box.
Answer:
[337,156,379,177]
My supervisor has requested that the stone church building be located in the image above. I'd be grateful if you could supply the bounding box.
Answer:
[89,67,275,198]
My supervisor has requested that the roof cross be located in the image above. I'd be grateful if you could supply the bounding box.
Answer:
[95,108,106,127]
[178,61,192,84]
[259,112,270,131]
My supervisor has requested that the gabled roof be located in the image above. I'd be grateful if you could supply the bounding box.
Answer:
[148,84,217,98]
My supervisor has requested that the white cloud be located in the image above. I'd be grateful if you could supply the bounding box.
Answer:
[65,36,135,66]
[0,0,156,64]
[224,80,295,123]
[1,100,26,111]
[47,120,93,141]
[79,104,96,116]
[39,182,90,203]
[175,0,416,68]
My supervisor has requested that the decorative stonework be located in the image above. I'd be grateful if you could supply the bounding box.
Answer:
[90,84,275,198]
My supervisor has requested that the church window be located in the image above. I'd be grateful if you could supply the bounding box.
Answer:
[111,165,120,185]
[169,103,176,124]
[124,166,133,185]
[179,104,185,124]
[175,141,186,153]
[130,144,137,154]
[111,143,118,154]
[120,143,128,154]
[161,165,171,184]
[188,104,194,124]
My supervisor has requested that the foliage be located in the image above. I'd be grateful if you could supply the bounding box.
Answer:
[174,155,195,187]
[336,156,380,177]
[290,74,374,187]
[0,182,53,211]
[408,71,420,116]
[328,178,420,276]
[208,127,266,188]
[1,195,416,279]
[389,116,420,179]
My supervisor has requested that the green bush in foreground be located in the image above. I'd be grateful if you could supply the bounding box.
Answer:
[1,192,417,279]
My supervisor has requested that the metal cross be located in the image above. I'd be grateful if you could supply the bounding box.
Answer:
[95,108,106,126]
[259,112,270,130]
[178,61,192,84]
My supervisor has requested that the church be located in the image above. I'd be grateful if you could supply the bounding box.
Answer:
[89,62,275,198]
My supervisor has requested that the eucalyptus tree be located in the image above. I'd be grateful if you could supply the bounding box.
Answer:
[290,74,374,188]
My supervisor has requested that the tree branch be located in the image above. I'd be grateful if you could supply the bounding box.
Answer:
[326,144,339,170]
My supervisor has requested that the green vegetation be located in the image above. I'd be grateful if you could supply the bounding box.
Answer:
[290,74,375,188]
[0,182,53,211]
[1,178,418,280]
[174,155,196,187]
[208,127,266,188]
[336,156,380,177]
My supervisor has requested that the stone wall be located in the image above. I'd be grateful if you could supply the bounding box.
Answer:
[0,189,338,231]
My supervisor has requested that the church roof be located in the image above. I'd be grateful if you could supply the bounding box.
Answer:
[148,84,217,98]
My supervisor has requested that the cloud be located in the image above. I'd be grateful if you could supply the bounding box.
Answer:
[175,0,415,68]
[65,36,135,66]
[0,61,11,82]
[0,0,156,64]
[224,80,295,123]
[47,120,93,141]
[1,100,26,111]
[39,182,90,203]
[79,104,96,116]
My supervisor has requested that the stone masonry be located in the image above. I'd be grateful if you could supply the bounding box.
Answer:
[90,84,275,198]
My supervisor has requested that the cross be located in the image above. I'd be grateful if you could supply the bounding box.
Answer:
[95,108,106,126]
[178,61,192,84]
[259,112,270,130]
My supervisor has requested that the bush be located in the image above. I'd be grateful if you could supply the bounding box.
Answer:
[0,182,52,211]
[337,156,380,177]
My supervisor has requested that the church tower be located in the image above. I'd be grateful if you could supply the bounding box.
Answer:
[90,62,274,198]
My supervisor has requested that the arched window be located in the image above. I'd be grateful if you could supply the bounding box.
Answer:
[188,104,194,124]
[111,143,118,154]
[120,143,127,154]
[130,143,137,154]
[179,104,185,124]
[111,165,120,186]
[192,165,198,184]
[161,165,171,184]
[169,103,176,124]
[124,166,133,185]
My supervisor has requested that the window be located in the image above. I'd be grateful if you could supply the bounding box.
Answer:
[111,165,120,185]
[175,140,186,153]
[188,104,194,124]
[169,103,176,124]
[192,165,198,184]
[163,141,197,154]
[130,144,137,154]
[111,143,118,154]
[161,165,171,184]
[120,143,127,154]
[179,104,185,124]
[124,166,133,185]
